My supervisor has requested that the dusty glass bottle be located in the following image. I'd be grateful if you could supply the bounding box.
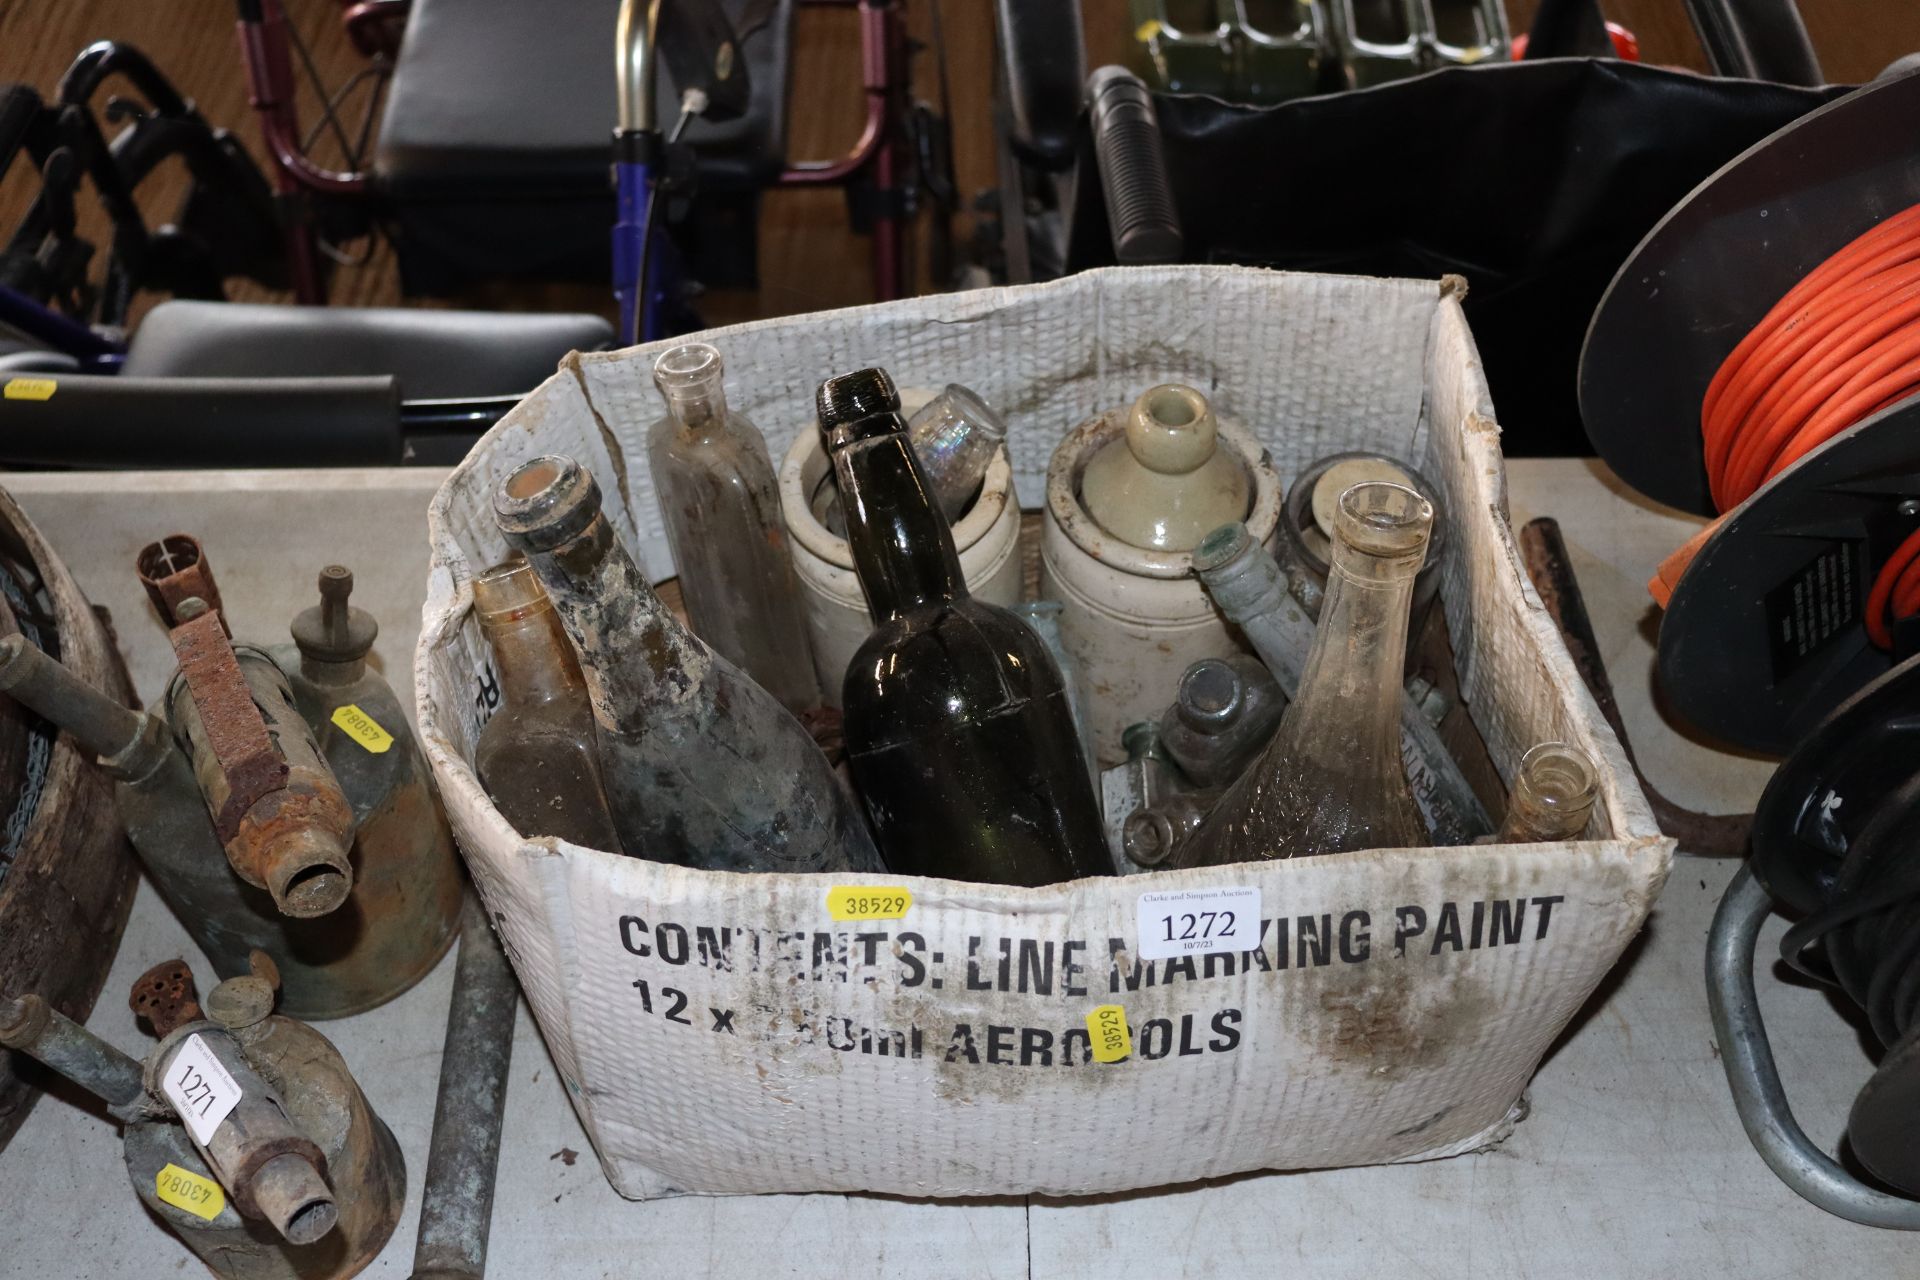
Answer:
[1496,742,1598,842]
[1175,482,1434,865]
[471,557,622,851]
[819,383,1009,535]
[649,342,819,713]
[1189,519,1492,844]
[820,367,1111,886]
[494,453,879,874]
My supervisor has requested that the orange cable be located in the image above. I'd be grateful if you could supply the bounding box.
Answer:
[1652,203,1920,647]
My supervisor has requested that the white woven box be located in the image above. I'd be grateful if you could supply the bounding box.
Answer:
[414,266,1671,1199]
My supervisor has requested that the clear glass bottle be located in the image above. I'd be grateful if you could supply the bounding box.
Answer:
[1496,742,1598,842]
[648,342,819,713]
[817,382,1009,535]
[1189,520,1492,844]
[820,367,1110,886]
[471,558,622,852]
[1175,482,1434,865]
[494,453,880,874]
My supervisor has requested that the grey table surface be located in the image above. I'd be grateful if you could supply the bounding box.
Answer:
[0,460,1902,1279]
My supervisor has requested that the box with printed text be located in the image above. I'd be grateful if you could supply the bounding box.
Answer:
[414,266,1672,1199]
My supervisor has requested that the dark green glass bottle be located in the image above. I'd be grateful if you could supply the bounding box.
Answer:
[819,367,1110,886]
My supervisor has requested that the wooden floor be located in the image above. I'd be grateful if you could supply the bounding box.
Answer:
[0,0,1915,324]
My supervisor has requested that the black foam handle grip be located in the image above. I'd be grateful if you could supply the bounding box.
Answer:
[1085,66,1183,267]
[0,374,403,468]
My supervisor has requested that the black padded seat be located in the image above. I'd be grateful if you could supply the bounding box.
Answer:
[374,0,791,295]
[122,301,611,399]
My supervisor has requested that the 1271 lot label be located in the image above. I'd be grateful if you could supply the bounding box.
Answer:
[1135,886,1261,961]
[161,1033,243,1145]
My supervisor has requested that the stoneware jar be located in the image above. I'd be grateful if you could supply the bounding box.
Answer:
[1042,391,1282,764]
[780,389,1024,705]
[1081,383,1251,552]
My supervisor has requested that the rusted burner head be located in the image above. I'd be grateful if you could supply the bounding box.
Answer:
[137,534,227,633]
[130,959,202,1037]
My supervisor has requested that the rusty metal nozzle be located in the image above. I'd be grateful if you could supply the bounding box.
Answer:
[261,825,354,918]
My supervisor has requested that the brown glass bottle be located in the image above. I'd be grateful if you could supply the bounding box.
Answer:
[1175,481,1433,865]
[471,558,622,851]
[820,367,1110,886]
[494,454,880,874]
[1495,742,1598,842]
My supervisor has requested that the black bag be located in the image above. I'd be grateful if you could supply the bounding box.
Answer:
[1065,59,1843,455]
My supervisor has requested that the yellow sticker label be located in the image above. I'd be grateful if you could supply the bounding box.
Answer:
[3,377,56,401]
[825,885,913,922]
[1087,1004,1132,1064]
[155,1162,225,1221]
[1133,18,1162,42]
[330,703,394,753]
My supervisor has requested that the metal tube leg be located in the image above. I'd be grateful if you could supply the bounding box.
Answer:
[409,894,520,1279]
[1705,866,1920,1228]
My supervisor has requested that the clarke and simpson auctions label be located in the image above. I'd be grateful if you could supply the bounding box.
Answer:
[162,1033,243,1145]
[1135,886,1262,961]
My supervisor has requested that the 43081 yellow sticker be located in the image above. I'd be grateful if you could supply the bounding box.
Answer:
[1086,1004,1132,1063]
[330,703,394,753]
[825,885,912,921]
[155,1162,225,1221]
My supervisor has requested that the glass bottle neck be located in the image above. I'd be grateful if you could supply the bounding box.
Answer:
[1283,547,1417,761]
[480,603,586,706]
[518,513,708,733]
[662,379,728,433]
[829,414,968,620]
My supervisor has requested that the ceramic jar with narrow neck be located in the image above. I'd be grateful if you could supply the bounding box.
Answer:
[1041,383,1283,764]
[780,388,1025,705]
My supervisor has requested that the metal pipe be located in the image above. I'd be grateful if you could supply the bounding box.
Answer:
[0,994,147,1120]
[615,0,662,136]
[409,894,519,1280]
[1705,866,1920,1229]
[0,634,172,781]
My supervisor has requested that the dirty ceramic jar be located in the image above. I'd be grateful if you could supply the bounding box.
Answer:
[1042,395,1282,764]
[780,389,1024,706]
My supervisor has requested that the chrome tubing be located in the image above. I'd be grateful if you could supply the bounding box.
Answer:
[615,0,663,136]
[1705,865,1920,1229]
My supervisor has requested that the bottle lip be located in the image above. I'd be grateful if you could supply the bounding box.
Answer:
[1332,481,1432,561]
[1178,658,1244,727]
[495,454,602,552]
[817,367,901,431]
[471,556,552,626]
[1192,522,1254,574]
[1516,741,1599,810]
[1126,384,1218,476]
[653,342,724,395]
